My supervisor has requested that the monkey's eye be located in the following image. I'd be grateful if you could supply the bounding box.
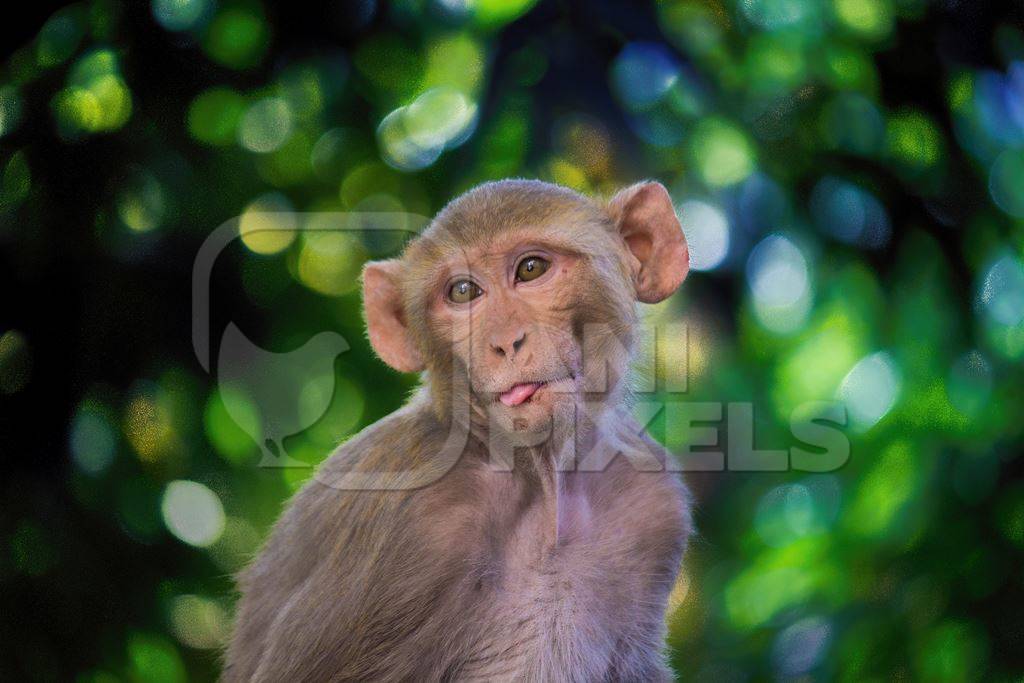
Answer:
[515,256,550,282]
[448,279,483,304]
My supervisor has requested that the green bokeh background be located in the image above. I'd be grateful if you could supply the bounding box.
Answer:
[2,0,1024,680]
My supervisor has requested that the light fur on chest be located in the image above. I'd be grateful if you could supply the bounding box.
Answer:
[451,468,684,682]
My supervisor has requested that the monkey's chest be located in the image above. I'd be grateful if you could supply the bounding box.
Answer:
[459,491,683,682]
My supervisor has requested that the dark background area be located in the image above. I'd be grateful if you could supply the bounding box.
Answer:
[2,0,1024,680]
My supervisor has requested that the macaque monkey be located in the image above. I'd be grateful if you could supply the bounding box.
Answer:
[224,179,692,682]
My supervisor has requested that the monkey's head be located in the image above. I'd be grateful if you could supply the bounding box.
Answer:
[363,180,688,436]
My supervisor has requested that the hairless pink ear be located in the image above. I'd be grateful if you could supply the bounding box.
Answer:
[362,260,424,373]
[609,182,689,304]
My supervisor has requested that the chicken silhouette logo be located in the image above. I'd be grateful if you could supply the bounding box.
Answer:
[192,212,429,470]
[217,322,349,467]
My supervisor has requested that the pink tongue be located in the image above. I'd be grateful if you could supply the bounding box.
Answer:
[499,382,542,407]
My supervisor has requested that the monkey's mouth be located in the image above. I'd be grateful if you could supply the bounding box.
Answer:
[496,374,575,407]
[498,381,545,407]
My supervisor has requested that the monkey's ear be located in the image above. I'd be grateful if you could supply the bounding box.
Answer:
[362,260,425,373]
[609,182,689,304]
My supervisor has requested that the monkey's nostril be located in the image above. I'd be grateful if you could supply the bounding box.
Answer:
[491,330,526,358]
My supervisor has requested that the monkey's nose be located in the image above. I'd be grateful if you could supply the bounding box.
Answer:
[490,329,526,359]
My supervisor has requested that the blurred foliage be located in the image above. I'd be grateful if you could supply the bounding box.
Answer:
[2,0,1024,681]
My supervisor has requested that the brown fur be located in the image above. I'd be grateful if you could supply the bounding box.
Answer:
[224,179,692,682]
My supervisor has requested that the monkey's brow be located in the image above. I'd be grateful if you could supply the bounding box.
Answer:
[489,234,588,259]
[434,236,586,269]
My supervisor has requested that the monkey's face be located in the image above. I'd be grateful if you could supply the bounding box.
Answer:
[362,180,689,436]
[422,231,605,432]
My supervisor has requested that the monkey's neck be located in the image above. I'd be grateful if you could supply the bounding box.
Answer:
[521,443,562,546]
[476,411,602,548]
[420,381,606,545]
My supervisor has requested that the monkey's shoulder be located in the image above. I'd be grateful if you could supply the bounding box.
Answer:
[319,400,445,474]
[592,425,694,546]
[607,418,690,487]
[280,401,478,549]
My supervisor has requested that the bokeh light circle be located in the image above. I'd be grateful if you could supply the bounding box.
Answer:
[169,594,230,650]
[809,176,890,249]
[238,193,298,255]
[239,97,293,153]
[70,402,116,476]
[978,252,1024,326]
[161,480,226,548]
[741,0,817,30]
[377,87,478,171]
[152,0,211,32]
[838,350,901,432]
[947,350,993,417]
[610,42,680,111]
[746,234,812,333]
[988,149,1024,218]
[772,616,832,676]
[679,200,730,271]
[690,119,756,188]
